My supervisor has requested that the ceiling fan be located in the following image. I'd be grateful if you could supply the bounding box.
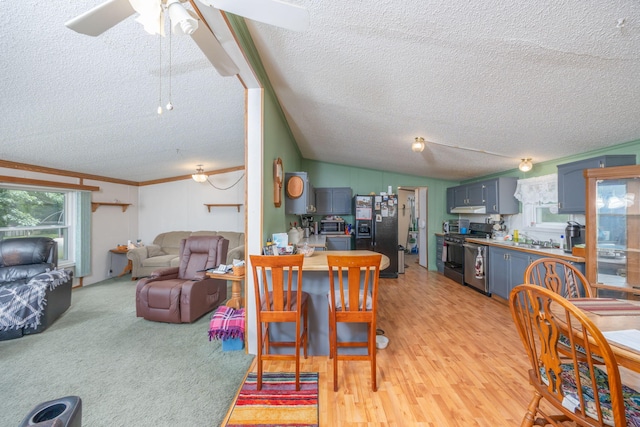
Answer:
[65,0,309,77]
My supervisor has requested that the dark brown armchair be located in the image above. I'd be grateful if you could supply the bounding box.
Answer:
[135,236,229,323]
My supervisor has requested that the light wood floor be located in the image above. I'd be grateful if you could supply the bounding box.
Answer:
[222,255,542,426]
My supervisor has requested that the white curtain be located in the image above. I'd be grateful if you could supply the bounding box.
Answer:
[513,173,558,205]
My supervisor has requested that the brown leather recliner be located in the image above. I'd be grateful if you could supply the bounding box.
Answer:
[135,236,229,323]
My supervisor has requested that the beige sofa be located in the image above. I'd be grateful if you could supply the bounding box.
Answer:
[127,231,244,279]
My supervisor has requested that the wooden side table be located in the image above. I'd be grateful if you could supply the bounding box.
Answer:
[109,248,132,277]
[206,272,245,309]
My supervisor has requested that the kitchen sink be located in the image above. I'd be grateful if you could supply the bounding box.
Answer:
[500,241,558,250]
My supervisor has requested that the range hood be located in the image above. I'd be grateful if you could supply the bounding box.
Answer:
[450,206,487,214]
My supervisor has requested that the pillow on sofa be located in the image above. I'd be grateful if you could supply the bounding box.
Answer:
[148,246,165,257]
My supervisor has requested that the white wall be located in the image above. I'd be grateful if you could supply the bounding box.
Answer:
[137,170,245,245]
[85,179,139,285]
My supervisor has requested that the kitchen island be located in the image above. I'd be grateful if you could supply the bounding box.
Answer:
[268,250,389,355]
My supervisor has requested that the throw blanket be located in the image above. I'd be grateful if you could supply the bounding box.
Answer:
[209,306,245,341]
[0,269,71,331]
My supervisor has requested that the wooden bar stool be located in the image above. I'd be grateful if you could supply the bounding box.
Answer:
[327,254,382,391]
[249,254,309,391]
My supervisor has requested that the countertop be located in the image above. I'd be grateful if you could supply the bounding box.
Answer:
[298,234,353,248]
[298,234,326,248]
[301,250,390,271]
[464,237,586,263]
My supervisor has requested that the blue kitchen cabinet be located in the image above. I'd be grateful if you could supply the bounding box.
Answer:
[488,248,585,299]
[435,235,444,273]
[488,247,510,299]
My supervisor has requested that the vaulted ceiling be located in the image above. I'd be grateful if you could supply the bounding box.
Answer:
[2,1,640,183]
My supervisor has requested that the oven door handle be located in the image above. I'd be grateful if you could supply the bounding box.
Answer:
[463,243,480,249]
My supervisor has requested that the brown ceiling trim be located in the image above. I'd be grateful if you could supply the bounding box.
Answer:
[0,159,138,186]
[0,175,100,191]
[138,165,246,186]
[0,159,245,187]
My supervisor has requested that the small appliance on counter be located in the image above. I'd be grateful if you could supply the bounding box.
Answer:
[564,221,585,253]
[320,217,346,235]
[443,219,470,234]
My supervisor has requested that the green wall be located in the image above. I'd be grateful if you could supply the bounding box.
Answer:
[303,159,458,270]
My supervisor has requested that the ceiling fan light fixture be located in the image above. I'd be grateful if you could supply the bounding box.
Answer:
[192,165,207,183]
[166,0,198,35]
[519,158,533,172]
[412,137,425,153]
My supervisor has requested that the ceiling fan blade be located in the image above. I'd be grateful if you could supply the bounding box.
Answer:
[206,0,309,32]
[65,0,136,36]
[190,25,240,76]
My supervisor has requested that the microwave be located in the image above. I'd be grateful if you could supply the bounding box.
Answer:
[443,219,470,234]
[320,219,345,235]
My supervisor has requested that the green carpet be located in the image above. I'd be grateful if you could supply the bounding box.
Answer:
[0,276,254,426]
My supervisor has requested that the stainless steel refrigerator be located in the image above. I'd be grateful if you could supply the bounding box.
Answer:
[353,194,399,278]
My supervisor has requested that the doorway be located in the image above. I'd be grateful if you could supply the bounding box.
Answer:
[397,187,428,269]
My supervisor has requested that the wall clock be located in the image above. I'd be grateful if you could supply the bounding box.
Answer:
[273,158,283,207]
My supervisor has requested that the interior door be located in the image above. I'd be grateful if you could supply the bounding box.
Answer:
[416,187,428,268]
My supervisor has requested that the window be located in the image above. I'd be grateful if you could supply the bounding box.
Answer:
[0,186,74,262]
[514,174,572,231]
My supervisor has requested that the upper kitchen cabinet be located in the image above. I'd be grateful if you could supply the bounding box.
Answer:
[557,155,636,214]
[447,177,518,214]
[285,172,316,215]
[315,187,353,215]
[452,182,484,208]
[484,177,518,214]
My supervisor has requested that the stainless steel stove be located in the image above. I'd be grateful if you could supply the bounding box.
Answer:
[443,223,492,286]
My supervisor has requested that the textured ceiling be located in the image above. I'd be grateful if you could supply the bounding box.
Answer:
[2,1,640,183]
[247,0,640,180]
[0,1,245,183]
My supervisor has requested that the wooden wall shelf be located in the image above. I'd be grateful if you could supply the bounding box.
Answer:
[92,202,131,213]
[204,204,243,212]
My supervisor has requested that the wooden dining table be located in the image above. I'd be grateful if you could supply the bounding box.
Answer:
[568,298,640,373]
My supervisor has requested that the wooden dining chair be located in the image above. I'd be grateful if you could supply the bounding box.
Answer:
[327,254,382,392]
[249,254,309,391]
[510,284,640,427]
[524,257,592,299]
[525,257,598,362]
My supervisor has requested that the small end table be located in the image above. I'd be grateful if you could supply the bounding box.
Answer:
[207,272,245,309]
[109,248,132,277]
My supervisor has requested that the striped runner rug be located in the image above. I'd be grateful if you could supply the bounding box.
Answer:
[225,372,319,426]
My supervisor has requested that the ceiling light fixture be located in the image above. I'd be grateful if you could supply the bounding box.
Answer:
[166,0,198,35]
[192,165,207,183]
[519,158,533,172]
[412,137,425,153]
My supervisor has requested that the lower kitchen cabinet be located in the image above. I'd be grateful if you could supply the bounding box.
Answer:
[435,235,444,273]
[326,236,352,251]
[488,247,585,299]
[488,247,540,300]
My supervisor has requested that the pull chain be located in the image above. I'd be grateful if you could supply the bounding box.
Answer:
[166,26,173,111]
[157,12,163,115]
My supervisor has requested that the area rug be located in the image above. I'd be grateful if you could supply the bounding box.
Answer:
[225,372,319,426]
